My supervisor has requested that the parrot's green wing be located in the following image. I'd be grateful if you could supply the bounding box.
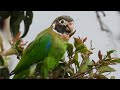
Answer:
[13,28,53,75]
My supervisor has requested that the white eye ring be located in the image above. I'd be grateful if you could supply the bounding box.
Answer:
[59,19,67,25]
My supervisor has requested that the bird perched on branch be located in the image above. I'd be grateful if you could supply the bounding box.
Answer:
[10,15,76,79]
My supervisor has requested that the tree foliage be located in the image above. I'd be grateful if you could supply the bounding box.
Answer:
[0,11,33,38]
[0,11,120,79]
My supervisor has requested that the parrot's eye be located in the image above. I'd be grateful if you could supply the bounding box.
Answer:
[59,19,66,24]
[61,20,64,23]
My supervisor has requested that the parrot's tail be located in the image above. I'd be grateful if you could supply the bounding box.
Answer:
[9,71,14,76]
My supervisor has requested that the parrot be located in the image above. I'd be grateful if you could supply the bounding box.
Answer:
[10,15,76,79]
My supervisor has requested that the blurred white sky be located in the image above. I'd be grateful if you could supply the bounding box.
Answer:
[8,11,120,79]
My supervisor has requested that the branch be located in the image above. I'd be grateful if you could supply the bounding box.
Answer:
[95,11,112,33]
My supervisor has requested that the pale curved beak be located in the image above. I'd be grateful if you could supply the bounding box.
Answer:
[67,21,76,37]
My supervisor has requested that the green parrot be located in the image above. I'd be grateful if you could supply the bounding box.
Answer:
[10,15,76,79]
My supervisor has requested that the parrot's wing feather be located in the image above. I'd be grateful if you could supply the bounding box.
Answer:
[13,28,52,74]
[24,28,49,53]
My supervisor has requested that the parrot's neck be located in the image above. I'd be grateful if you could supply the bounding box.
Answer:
[49,26,70,41]
[53,29,69,41]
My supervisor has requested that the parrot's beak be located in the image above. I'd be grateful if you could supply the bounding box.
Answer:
[52,21,76,39]
[66,22,76,37]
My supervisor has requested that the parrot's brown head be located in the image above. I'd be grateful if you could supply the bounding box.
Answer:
[52,15,76,40]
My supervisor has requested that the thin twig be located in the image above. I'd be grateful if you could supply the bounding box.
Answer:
[95,11,117,57]
[96,11,111,33]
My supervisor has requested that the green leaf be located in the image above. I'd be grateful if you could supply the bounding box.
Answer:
[0,11,10,30]
[74,52,80,69]
[75,43,88,53]
[0,66,9,79]
[21,11,33,38]
[0,11,10,20]
[74,37,83,48]
[29,64,37,77]
[107,50,116,58]
[110,76,115,79]
[66,43,74,58]
[79,58,92,72]
[66,67,74,75]
[89,70,94,78]
[93,74,108,79]
[52,69,63,79]
[0,34,4,52]
[98,65,116,74]
[2,47,16,56]
[9,11,33,38]
[10,11,24,37]
[111,58,120,63]
[0,55,4,66]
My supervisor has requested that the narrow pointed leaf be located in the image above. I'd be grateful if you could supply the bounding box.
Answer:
[75,43,88,54]
[83,37,87,43]
[0,55,4,66]
[21,11,33,38]
[107,50,116,58]
[98,50,102,60]
[79,58,92,72]
[94,74,108,79]
[66,67,74,75]
[0,11,10,20]
[98,65,116,74]
[74,37,83,48]
[10,11,24,38]
[74,52,80,69]
[111,58,120,63]
[66,43,73,58]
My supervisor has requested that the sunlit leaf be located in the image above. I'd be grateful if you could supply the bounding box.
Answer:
[74,37,83,48]
[29,64,37,77]
[2,47,16,56]
[79,58,92,72]
[111,58,120,63]
[98,65,116,74]
[75,43,89,54]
